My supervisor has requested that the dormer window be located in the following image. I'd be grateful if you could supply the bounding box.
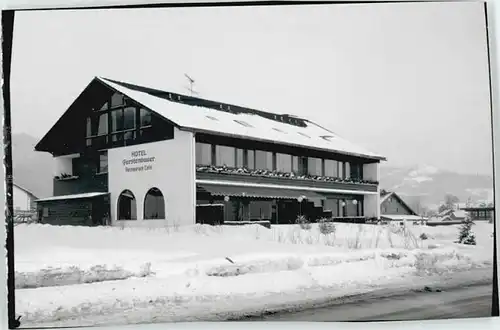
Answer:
[272,128,286,133]
[234,120,253,128]
[206,115,218,121]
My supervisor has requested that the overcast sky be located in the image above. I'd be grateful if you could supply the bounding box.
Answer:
[10,2,493,175]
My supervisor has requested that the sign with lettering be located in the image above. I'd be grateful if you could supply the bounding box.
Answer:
[122,149,156,172]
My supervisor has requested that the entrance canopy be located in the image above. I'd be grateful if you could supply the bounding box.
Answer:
[198,184,325,200]
[35,192,109,202]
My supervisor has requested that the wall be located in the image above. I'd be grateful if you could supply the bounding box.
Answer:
[364,192,380,219]
[13,185,31,211]
[108,128,196,227]
[363,162,379,182]
[380,195,414,215]
[54,153,79,176]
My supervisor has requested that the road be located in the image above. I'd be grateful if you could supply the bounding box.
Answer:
[249,283,493,321]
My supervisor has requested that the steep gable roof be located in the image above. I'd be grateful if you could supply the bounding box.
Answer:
[13,183,38,199]
[36,76,386,161]
[379,191,418,216]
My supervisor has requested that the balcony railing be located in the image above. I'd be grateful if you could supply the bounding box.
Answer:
[196,164,378,185]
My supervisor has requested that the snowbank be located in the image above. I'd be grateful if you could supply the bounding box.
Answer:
[14,222,494,326]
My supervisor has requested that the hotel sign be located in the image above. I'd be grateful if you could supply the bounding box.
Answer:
[122,150,156,173]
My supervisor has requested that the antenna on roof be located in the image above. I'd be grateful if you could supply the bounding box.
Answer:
[184,73,199,96]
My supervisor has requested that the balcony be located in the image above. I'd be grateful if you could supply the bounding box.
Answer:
[196,165,378,192]
[53,173,108,196]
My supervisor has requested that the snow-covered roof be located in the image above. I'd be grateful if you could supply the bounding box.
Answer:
[35,192,109,202]
[13,183,38,199]
[380,215,427,221]
[98,77,385,161]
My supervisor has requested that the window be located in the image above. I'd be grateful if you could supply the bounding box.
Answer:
[308,157,323,176]
[99,101,109,111]
[98,152,108,173]
[216,145,236,167]
[272,128,286,133]
[236,148,244,168]
[234,120,253,128]
[320,135,335,141]
[247,150,255,169]
[324,159,337,177]
[292,156,299,173]
[276,153,292,173]
[144,187,165,219]
[255,150,273,170]
[338,161,344,178]
[43,207,49,217]
[111,93,125,107]
[345,162,351,179]
[206,115,218,121]
[140,108,152,127]
[298,156,308,175]
[111,109,124,133]
[196,143,212,165]
[123,107,136,130]
[350,163,363,180]
[346,199,359,217]
[117,190,137,220]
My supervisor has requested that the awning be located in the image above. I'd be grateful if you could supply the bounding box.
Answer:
[35,192,109,202]
[198,184,325,200]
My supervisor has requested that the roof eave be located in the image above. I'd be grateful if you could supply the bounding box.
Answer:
[183,126,385,162]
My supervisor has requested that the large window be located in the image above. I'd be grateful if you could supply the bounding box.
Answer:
[144,187,165,219]
[216,145,236,167]
[299,156,308,175]
[345,199,359,217]
[324,159,338,177]
[118,190,137,220]
[196,143,212,165]
[255,150,273,170]
[308,157,323,176]
[276,153,292,173]
[140,108,152,127]
[350,163,363,180]
[338,161,344,178]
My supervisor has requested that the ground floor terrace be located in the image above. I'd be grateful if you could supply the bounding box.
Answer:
[195,182,378,225]
[35,182,379,227]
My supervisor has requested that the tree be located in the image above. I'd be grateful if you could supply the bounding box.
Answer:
[457,215,476,245]
[438,204,449,214]
[444,194,460,210]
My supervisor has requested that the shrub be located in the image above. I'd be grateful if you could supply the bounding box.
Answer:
[457,219,477,245]
[318,218,336,235]
[420,233,429,240]
[295,215,312,230]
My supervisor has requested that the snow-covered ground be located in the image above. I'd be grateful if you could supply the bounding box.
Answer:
[15,221,494,326]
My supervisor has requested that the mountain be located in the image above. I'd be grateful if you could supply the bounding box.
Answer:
[380,163,494,211]
[9,134,495,210]
[11,133,53,198]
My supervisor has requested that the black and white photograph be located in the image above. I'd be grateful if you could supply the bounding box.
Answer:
[4,1,498,327]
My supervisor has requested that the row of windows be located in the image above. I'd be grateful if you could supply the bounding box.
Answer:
[196,142,364,179]
[118,187,165,220]
[85,94,153,147]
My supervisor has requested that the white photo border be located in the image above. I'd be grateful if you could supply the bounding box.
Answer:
[1,0,499,329]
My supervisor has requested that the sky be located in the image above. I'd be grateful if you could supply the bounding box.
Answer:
[10,2,493,175]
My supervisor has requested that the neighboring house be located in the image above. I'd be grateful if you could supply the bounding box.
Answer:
[460,206,494,222]
[379,191,425,222]
[13,183,38,212]
[437,209,467,222]
[34,76,386,227]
